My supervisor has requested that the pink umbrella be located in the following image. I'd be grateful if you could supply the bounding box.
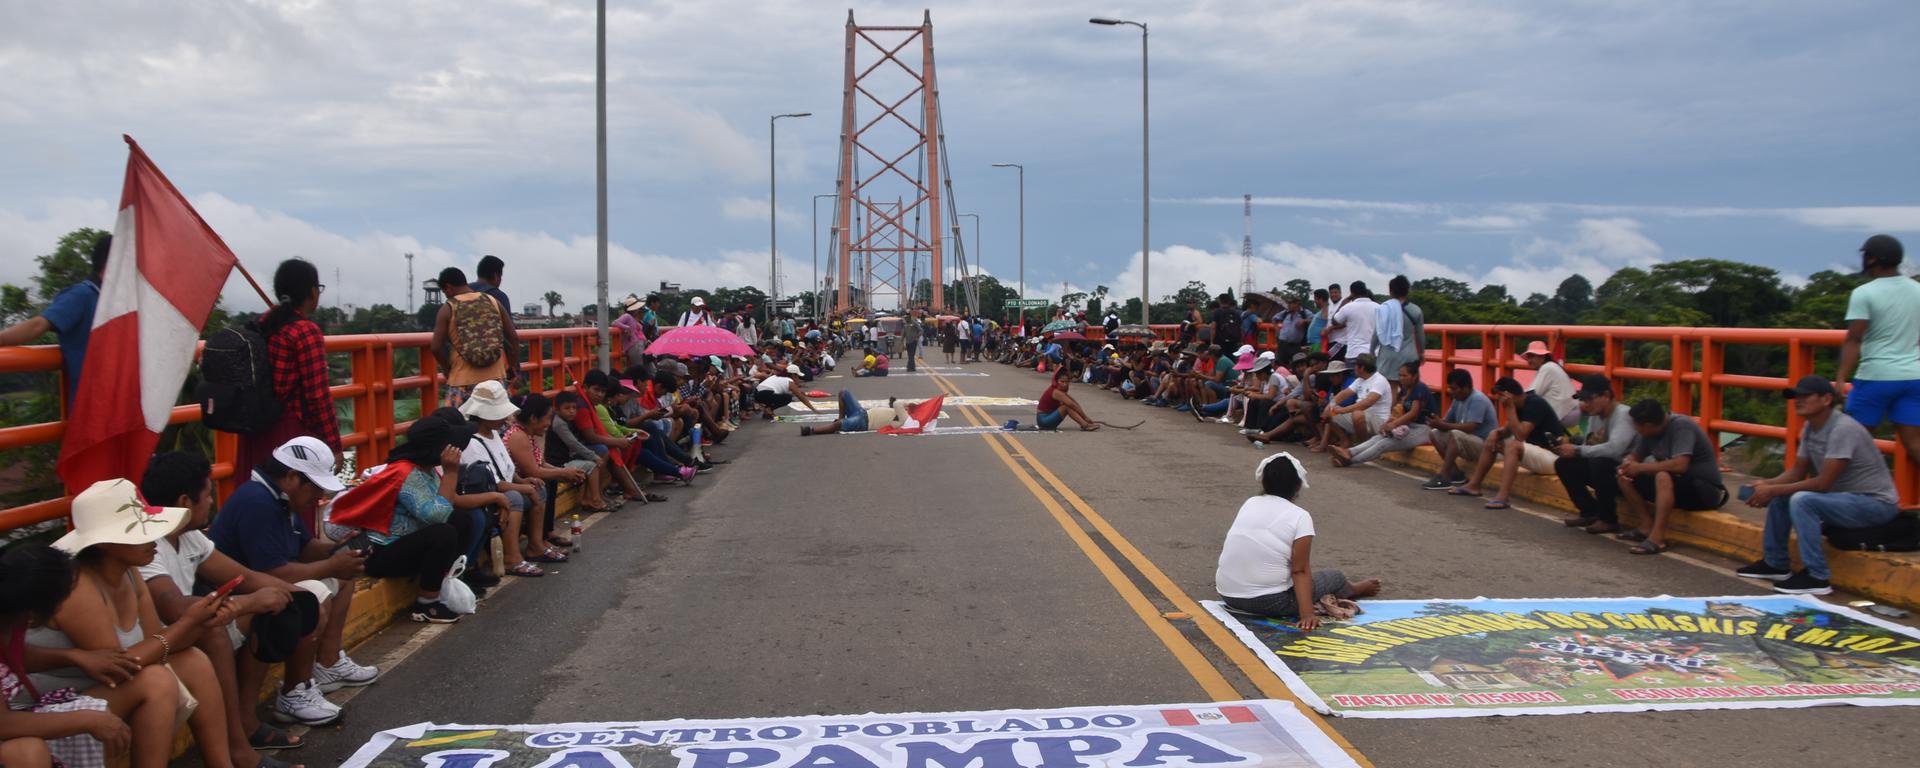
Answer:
[1049,330,1088,342]
[646,325,755,358]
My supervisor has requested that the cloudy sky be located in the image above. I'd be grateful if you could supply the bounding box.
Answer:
[3,0,1916,314]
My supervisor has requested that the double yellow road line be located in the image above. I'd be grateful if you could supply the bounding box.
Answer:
[921,372,1371,767]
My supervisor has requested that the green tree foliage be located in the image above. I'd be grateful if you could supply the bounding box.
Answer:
[542,290,564,316]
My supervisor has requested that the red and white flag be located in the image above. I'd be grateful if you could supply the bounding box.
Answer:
[878,395,944,434]
[57,137,238,494]
[1159,706,1258,726]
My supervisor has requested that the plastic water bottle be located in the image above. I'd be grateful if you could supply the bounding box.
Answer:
[569,513,583,553]
[690,423,705,462]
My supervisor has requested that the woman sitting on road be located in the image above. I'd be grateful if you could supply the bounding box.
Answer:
[1215,454,1380,629]
[25,480,241,768]
[0,542,185,768]
[1037,365,1100,431]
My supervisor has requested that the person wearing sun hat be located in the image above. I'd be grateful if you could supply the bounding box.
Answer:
[30,478,252,768]
[615,294,649,365]
[1521,340,1577,426]
[459,381,557,578]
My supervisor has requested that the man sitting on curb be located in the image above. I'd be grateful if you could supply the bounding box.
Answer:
[1455,376,1563,509]
[1423,369,1498,489]
[206,438,379,723]
[1737,375,1902,595]
[1553,376,1636,534]
[1614,399,1726,555]
[141,451,339,757]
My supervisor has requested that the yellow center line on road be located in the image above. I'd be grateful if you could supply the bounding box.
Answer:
[924,371,1373,768]
[920,372,1239,700]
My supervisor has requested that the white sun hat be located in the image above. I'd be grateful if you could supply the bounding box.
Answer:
[53,478,188,554]
[457,380,520,421]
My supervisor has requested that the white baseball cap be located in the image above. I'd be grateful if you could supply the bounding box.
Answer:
[691,296,706,307]
[1235,344,1255,357]
[272,436,346,493]
[786,364,802,376]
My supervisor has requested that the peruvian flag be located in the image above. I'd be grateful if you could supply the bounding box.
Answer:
[1160,706,1258,726]
[878,395,944,434]
[57,137,238,495]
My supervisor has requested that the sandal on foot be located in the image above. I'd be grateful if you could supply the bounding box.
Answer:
[546,535,574,548]
[1484,499,1511,510]
[644,492,669,503]
[527,548,569,564]
[249,724,304,751]
[1629,541,1668,555]
[508,561,546,577]
[1615,529,1648,542]
[1447,487,1482,497]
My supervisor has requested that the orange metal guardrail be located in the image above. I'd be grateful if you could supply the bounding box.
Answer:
[0,326,617,533]
[1077,319,1909,505]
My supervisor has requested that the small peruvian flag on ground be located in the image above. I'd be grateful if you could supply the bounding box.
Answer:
[1160,706,1258,726]
[878,395,944,434]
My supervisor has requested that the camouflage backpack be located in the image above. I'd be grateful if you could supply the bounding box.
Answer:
[450,294,504,368]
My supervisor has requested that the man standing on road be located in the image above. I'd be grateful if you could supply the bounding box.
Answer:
[1552,376,1635,534]
[1835,234,1920,490]
[1738,376,1903,595]
[0,234,108,405]
[1614,400,1725,556]
[1273,295,1309,363]
[432,268,513,406]
[467,255,523,386]
[902,310,922,372]
[1328,282,1378,362]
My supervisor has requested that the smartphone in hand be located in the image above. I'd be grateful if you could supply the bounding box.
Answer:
[212,575,245,599]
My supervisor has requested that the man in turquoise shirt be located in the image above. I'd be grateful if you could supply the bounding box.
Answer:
[1836,234,1920,487]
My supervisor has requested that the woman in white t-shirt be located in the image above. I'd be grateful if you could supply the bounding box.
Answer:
[1214,454,1381,629]
[1521,341,1578,426]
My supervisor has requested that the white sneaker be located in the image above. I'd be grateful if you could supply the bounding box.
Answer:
[272,681,341,725]
[313,652,381,692]
[1216,416,1235,423]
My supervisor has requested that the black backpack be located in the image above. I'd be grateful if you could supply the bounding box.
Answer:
[197,320,282,433]
[1824,512,1920,553]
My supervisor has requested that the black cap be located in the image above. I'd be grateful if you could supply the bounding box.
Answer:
[1573,375,1613,400]
[1783,375,1836,398]
[1862,234,1904,270]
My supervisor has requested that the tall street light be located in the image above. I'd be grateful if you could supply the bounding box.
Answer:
[769,111,811,324]
[812,193,835,319]
[1090,17,1149,324]
[957,212,980,313]
[594,0,610,370]
[990,163,1023,328]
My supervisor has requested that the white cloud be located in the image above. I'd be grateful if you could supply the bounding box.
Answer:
[1441,215,1527,231]
[719,197,801,225]
[1174,196,1920,233]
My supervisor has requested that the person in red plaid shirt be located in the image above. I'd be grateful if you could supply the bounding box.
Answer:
[236,259,342,516]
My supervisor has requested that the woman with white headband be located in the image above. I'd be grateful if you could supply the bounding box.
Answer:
[1214,453,1381,629]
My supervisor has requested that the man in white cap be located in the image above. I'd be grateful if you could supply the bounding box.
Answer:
[678,295,717,327]
[141,451,346,741]
[208,437,376,720]
[754,364,818,417]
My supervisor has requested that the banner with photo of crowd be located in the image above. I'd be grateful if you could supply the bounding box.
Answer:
[1204,595,1920,718]
[340,701,1361,768]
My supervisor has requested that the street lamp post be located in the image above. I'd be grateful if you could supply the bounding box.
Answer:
[594,0,609,371]
[769,112,811,324]
[812,193,835,319]
[1090,17,1148,324]
[990,163,1023,328]
[957,212,980,313]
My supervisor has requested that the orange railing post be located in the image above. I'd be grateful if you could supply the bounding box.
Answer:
[1670,334,1695,416]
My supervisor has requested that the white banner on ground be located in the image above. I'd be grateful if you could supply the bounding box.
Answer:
[788,396,1035,412]
[340,700,1362,768]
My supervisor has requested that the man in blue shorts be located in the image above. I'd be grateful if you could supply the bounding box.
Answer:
[800,392,900,436]
[1836,234,1920,486]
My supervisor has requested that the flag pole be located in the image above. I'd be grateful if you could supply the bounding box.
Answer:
[121,136,273,308]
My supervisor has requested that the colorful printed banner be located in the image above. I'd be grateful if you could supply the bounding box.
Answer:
[340,701,1362,768]
[1204,595,1920,719]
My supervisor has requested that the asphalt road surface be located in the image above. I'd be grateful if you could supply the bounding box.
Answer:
[285,355,1920,768]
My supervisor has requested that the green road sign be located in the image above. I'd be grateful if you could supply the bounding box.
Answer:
[1005,299,1051,308]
